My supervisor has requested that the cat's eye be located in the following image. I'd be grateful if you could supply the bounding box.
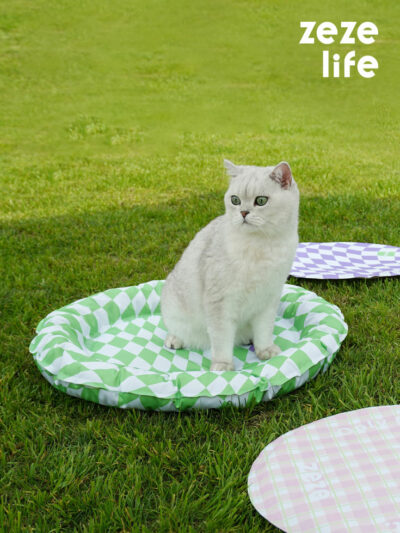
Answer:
[254,196,268,206]
[231,195,241,206]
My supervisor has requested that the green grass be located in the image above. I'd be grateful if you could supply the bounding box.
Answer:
[1,0,400,531]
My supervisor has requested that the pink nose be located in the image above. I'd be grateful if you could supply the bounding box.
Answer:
[241,210,249,218]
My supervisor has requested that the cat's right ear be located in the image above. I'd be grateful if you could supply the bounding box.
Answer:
[224,159,241,179]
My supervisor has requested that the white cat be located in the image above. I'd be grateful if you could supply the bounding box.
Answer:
[161,159,299,371]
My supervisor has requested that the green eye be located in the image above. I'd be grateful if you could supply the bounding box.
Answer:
[231,195,241,206]
[255,196,268,206]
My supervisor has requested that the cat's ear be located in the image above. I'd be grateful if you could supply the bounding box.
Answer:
[224,159,242,179]
[269,161,292,189]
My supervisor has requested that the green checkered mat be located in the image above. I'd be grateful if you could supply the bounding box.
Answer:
[29,281,348,411]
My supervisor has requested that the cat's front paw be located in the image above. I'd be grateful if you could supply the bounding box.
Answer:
[211,361,235,371]
[255,344,280,361]
[165,334,184,350]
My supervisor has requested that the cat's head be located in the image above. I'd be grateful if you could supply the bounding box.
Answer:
[223,160,299,236]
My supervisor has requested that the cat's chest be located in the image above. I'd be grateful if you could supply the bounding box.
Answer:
[226,259,283,309]
[230,243,289,281]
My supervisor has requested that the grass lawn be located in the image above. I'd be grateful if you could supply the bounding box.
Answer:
[1,0,400,531]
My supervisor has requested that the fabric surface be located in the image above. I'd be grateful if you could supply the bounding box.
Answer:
[29,281,347,411]
[291,242,400,279]
[248,405,400,532]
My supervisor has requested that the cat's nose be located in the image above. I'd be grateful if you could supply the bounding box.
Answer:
[240,210,249,219]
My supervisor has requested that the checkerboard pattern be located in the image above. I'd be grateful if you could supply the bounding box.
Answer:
[248,406,400,532]
[29,280,347,411]
[291,242,400,279]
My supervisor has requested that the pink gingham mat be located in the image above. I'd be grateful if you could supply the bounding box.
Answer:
[248,406,400,532]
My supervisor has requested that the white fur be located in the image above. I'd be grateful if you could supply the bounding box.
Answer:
[161,160,300,371]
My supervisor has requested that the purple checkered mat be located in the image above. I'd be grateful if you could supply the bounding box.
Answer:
[248,405,400,532]
[291,242,400,279]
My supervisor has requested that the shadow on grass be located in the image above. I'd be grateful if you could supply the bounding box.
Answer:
[299,194,400,245]
[1,192,398,332]
[1,193,222,323]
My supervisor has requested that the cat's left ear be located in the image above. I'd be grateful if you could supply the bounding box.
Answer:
[269,161,293,189]
[224,159,242,179]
